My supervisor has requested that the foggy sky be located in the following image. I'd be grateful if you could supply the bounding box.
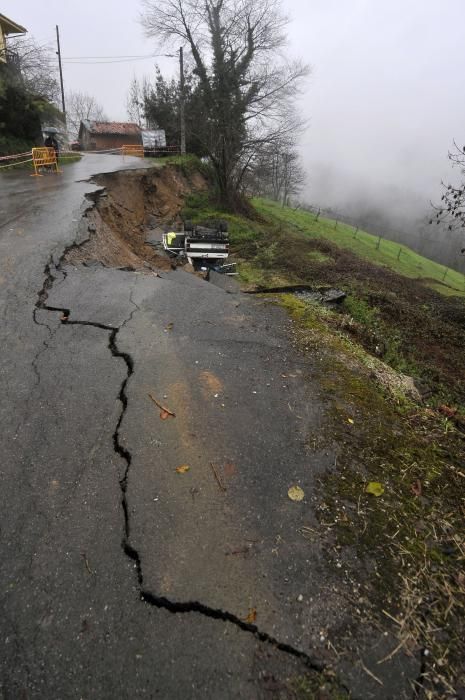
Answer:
[6,0,465,221]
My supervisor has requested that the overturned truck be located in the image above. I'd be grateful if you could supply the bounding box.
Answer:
[162,221,230,269]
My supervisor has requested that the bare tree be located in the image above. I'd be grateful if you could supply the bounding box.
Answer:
[66,91,107,140]
[141,0,309,209]
[243,138,305,205]
[6,35,60,104]
[432,142,465,232]
[126,76,154,127]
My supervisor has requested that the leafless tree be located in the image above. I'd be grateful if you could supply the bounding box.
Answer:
[126,76,154,127]
[141,0,309,209]
[243,138,305,205]
[432,141,465,232]
[66,91,108,140]
[6,35,60,104]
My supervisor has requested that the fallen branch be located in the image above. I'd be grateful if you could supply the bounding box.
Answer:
[210,462,227,492]
[148,393,176,419]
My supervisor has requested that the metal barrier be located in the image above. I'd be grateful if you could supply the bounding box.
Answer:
[31,147,61,176]
[121,144,144,157]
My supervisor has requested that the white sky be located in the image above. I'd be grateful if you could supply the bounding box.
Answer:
[6,0,465,214]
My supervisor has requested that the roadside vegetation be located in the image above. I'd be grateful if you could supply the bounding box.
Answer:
[181,182,465,698]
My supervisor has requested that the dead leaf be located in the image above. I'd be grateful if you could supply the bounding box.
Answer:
[365,482,384,497]
[175,465,190,474]
[148,393,176,420]
[438,404,457,418]
[288,485,305,501]
[411,479,422,497]
[244,608,257,624]
[224,462,237,477]
[165,322,174,331]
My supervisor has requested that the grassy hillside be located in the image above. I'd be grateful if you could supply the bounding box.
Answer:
[255,199,465,296]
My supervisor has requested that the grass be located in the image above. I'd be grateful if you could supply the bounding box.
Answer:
[254,198,465,297]
[278,293,465,698]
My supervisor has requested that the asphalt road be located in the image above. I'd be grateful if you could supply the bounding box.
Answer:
[0,156,418,698]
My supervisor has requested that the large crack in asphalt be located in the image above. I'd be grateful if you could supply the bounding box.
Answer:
[34,258,329,678]
[31,196,335,685]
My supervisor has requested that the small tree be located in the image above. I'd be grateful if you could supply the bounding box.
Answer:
[66,91,107,140]
[141,0,308,209]
[432,142,465,232]
[243,139,305,205]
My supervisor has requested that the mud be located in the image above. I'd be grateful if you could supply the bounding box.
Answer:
[64,166,207,271]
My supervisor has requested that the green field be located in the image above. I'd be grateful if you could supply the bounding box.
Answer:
[254,198,465,296]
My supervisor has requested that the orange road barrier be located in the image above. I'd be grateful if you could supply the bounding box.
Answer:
[31,147,61,177]
[121,144,144,157]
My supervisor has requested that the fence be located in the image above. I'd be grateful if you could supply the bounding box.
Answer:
[121,144,144,157]
[0,143,183,172]
[299,203,464,286]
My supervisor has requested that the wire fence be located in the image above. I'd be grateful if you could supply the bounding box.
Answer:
[300,202,465,284]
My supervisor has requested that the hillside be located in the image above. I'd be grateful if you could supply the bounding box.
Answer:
[182,183,465,697]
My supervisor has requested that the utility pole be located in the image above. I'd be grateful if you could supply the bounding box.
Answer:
[56,25,66,126]
[179,46,186,155]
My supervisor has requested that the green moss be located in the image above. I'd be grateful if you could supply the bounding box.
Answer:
[307,250,332,263]
[289,674,349,699]
[343,295,379,326]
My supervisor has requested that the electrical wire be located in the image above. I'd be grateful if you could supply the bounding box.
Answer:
[62,53,168,65]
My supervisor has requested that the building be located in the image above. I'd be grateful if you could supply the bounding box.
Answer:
[78,121,142,151]
[0,13,27,64]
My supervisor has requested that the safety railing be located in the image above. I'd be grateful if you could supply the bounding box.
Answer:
[121,144,145,157]
[0,143,183,172]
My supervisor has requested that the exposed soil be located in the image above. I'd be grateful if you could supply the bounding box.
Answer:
[64,165,207,271]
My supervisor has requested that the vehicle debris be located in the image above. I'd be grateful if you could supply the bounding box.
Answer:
[162,220,230,269]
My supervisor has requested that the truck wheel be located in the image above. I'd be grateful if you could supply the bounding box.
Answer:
[184,220,193,232]
[219,220,228,233]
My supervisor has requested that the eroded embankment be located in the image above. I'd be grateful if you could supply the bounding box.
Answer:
[64,165,207,270]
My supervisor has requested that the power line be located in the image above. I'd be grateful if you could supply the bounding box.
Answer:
[62,54,169,65]
[63,53,158,59]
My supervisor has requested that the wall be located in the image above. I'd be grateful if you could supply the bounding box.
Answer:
[82,131,141,151]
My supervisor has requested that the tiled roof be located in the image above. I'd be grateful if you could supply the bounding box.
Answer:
[85,121,141,136]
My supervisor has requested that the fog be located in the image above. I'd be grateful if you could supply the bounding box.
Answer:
[289,0,465,270]
[5,0,465,269]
